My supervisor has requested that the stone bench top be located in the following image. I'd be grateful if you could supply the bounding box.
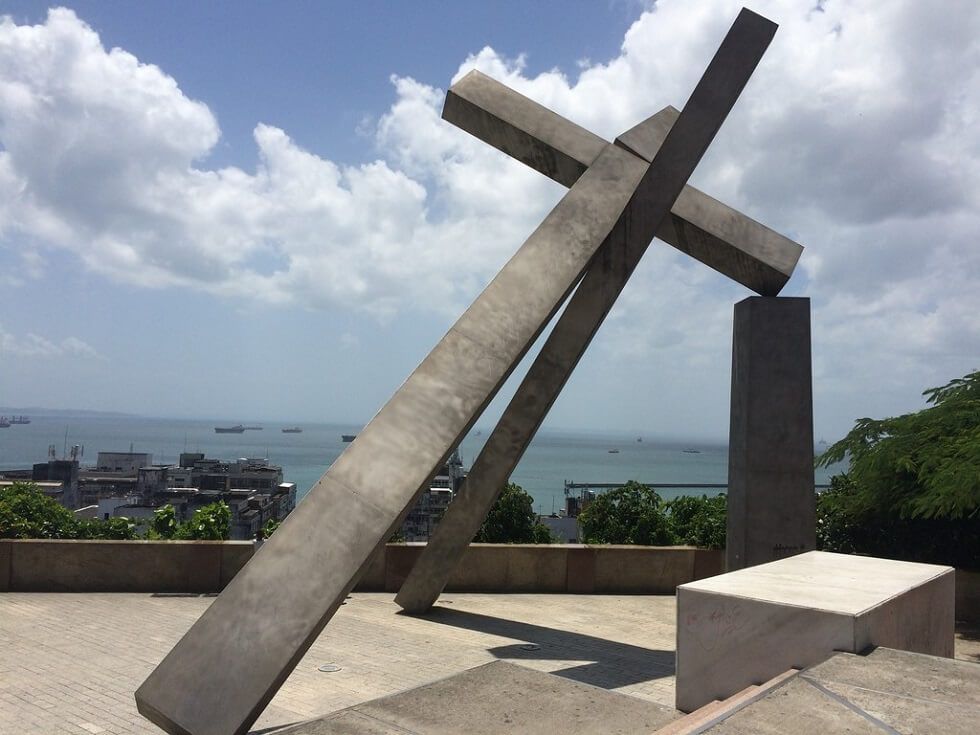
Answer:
[679,551,952,615]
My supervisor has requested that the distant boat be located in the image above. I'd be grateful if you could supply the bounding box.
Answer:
[0,417,9,428]
[10,415,30,424]
[341,434,357,442]
[244,426,263,431]
[214,425,245,434]
[682,448,701,454]
[608,449,620,454]
[636,437,642,442]
[282,427,303,434]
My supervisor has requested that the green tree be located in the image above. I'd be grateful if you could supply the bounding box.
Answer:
[578,481,673,545]
[0,481,79,538]
[816,370,980,568]
[666,494,726,549]
[817,370,980,520]
[176,501,231,540]
[475,482,555,543]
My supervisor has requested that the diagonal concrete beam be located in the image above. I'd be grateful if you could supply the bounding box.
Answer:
[135,9,776,735]
[395,106,680,614]
[446,69,801,296]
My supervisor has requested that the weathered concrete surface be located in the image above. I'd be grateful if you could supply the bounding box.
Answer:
[276,661,679,735]
[592,545,697,594]
[0,539,723,594]
[704,647,980,734]
[135,12,776,735]
[726,296,814,571]
[446,70,802,296]
[395,105,680,613]
[675,551,954,712]
[444,70,605,187]
[956,568,980,623]
[4,539,252,593]
[0,538,9,591]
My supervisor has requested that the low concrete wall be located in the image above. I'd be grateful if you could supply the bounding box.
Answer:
[956,569,980,623]
[4,539,972,620]
[0,539,721,595]
[0,539,253,593]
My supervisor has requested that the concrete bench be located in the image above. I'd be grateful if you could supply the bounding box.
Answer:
[675,550,954,712]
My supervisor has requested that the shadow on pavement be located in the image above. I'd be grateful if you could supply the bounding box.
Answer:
[407,605,675,690]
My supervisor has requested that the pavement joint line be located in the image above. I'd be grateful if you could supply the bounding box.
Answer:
[801,675,903,735]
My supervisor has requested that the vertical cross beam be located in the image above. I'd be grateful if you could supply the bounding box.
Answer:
[135,9,777,735]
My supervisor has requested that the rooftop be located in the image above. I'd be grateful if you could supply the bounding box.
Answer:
[2,592,978,735]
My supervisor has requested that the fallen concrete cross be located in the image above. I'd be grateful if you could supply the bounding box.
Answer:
[136,9,778,734]
[396,49,803,616]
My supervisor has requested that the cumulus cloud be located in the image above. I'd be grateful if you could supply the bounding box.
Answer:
[0,3,977,434]
[0,324,101,359]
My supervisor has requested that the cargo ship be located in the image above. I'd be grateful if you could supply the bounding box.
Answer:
[214,425,246,434]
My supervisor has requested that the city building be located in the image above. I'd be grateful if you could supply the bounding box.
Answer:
[399,448,467,542]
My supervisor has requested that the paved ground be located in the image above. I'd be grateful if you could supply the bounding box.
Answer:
[0,592,679,734]
[2,592,978,735]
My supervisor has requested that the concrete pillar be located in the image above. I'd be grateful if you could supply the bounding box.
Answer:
[726,296,814,571]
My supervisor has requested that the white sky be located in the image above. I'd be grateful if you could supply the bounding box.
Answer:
[0,1,977,441]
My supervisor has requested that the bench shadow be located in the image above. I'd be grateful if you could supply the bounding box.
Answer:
[407,605,675,690]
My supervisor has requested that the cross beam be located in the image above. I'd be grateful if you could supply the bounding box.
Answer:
[445,70,801,296]
[135,10,777,735]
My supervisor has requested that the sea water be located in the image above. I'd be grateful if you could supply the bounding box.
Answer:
[0,413,842,515]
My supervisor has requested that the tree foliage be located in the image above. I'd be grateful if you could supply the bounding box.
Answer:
[578,481,726,548]
[261,518,281,538]
[816,474,980,568]
[0,485,229,542]
[76,516,137,540]
[176,501,231,540]
[0,481,136,539]
[147,502,231,540]
[475,482,555,543]
[667,493,727,548]
[0,481,80,538]
[151,504,180,539]
[579,481,672,545]
[817,370,980,520]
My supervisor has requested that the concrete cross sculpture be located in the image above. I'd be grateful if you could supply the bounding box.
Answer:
[136,9,793,735]
[394,71,805,613]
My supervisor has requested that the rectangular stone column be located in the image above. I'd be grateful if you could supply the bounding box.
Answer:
[726,296,814,571]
